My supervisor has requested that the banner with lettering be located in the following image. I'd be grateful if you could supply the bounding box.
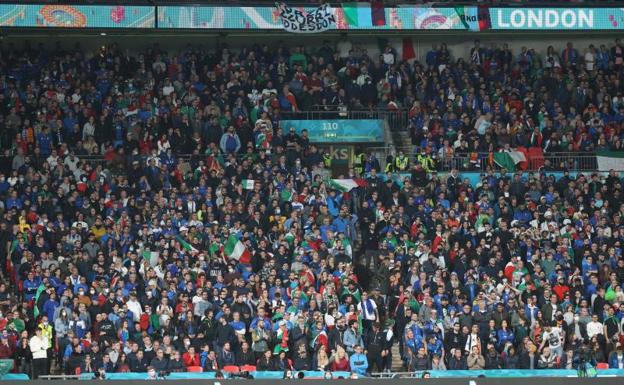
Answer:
[280,119,384,143]
[490,8,624,30]
[275,2,336,33]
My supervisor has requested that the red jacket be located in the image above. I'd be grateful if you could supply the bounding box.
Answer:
[0,342,12,359]
[182,352,200,367]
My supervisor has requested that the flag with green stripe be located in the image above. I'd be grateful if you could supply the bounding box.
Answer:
[342,3,372,27]
[33,283,46,319]
[596,151,624,171]
[327,178,367,192]
[176,235,198,254]
[224,235,251,264]
[242,179,255,190]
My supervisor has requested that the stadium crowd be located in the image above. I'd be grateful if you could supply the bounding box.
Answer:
[0,36,621,380]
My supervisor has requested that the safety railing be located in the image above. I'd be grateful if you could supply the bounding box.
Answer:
[0,149,607,174]
[365,146,603,172]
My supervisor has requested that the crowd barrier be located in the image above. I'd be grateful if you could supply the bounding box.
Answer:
[5,368,624,381]
[374,170,611,189]
[66,371,353,380]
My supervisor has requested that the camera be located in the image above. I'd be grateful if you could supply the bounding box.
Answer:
[230,371,253,379]
[93,368,106,380]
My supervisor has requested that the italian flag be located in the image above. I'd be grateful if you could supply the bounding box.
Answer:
[224,235,251,264]
[242,179,255,190]
[597,151,624,171]
[342,2,385,27]
[142,249,160,266]
[493,150,526,171]
[327,178,367,192]
[176,235,199,254]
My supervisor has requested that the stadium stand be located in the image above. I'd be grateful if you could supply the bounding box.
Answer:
[0,1,622,382]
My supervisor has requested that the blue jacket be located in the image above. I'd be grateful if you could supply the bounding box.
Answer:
[325,195,342,217]
[609,352,624,368]
[342,329,363,353]
[349,353,368,375]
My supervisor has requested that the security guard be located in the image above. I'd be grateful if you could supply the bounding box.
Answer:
[322,150,332,168]
[416,149,435,172]
[394,150,409,171]
[385,154,395,173]
[353,149,365,176]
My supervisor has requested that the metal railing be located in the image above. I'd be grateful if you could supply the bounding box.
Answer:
[56,150,605,173]
[0,148,604,175]
[38,375,81,380]
[282,107,409,132]
[366,146,602,172]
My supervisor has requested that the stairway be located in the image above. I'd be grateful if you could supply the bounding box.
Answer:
[391,130,412,150]
[391,343,404,371]
[391,130,414,161]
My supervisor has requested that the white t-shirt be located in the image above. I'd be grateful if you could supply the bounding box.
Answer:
[126,299,143,321]
[586,321,603,338]
[358,299,377,321]
[543,327,562,348]
[382,52,395,66]
[585,52,595,71]
[337,40,352,59]
[163,85,175,96]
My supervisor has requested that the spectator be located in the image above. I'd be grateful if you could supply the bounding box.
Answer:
[0,38,621,380]
[348,345,368,376]
[330,346,350,372]
[29,328,49,379]
[448,348,468,370]
[467,346,485,370]
[538,346,557,369]
[257,350,276,371]
[609,345,624,369]
[182,346,200,369]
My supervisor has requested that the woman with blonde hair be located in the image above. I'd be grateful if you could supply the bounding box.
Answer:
[316,348,330,371]
[330,345,350,372]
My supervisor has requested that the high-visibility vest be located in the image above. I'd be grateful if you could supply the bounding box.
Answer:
[395,155,409,171]
[385,156,395,173]
[417,154,435,172]
[38,323,53,347]
[322,154,332,168]
[353,153,365,173]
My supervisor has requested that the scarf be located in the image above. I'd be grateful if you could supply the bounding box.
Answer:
[364,299,374,318]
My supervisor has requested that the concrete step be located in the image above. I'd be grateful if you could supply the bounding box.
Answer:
[391,343,404,371]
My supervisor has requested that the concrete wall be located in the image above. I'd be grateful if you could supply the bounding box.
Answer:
[2,30,621,63]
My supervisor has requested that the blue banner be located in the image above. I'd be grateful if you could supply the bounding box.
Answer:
[0,4,155,28]
[490,8,624,30]
[280,119,384,143]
